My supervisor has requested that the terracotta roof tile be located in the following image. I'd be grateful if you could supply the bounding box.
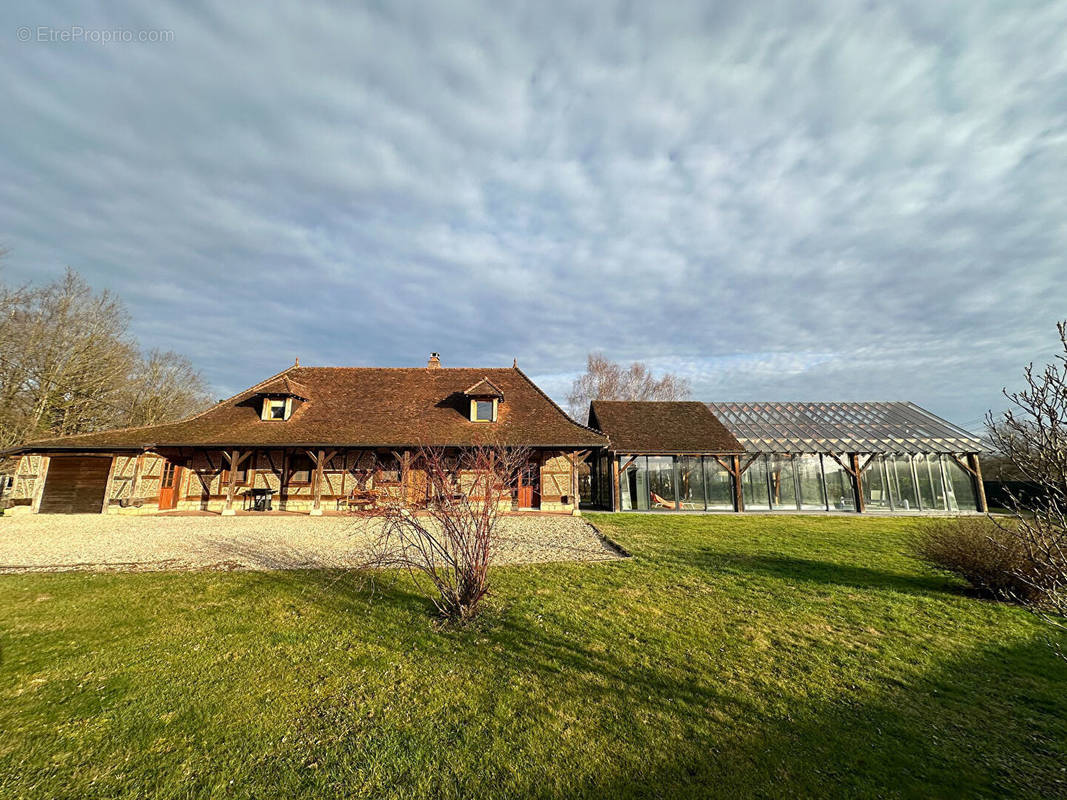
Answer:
[16,367,606,452]
[589,401,743,454]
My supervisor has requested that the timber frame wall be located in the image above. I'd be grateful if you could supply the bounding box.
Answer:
[10,447,583,515]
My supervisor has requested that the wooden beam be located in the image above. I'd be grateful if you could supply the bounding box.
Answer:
[850,453,865,513]
[131,453,144,503]
[310,448,325,515]
[611,455,620,511]
[968,453,988,513]
[222,449,240,516]
[732,455,743,512]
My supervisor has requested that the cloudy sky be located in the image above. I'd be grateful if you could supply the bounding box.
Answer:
[2,1,1065,430]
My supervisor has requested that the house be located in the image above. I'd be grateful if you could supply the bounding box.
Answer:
[6,355,605,515]
[587,400,987,513]
[6,353,987,516]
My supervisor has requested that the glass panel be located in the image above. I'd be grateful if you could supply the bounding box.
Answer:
[915,454,946,510]
[647,456,677,510]
[888,455,918,511]
[597,453,612,508]
[767,455,797,510]
[941,456,978,512]
[795,455,826,510]
[703,458,735,510]
[270,400,286,419]
[822,457,856,511]
[475,400,494,421]
[677,456,705,510]
[619,456,649,511]
[741,456,770,510]
[862,456,892,510]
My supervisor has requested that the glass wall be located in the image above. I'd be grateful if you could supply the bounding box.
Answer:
[607,451,978,513]
[915,454,946,511]
[704,458,735,510]
[822,458,856,511]
[888,455,919,511]
[767,455,798,509]
[795,455,827,510]
[677,457,705,510]
[647,456,677,510]
[942,456,978,512]
[862,456,892,511]
[619,456,650,511]
[741,456,771,510]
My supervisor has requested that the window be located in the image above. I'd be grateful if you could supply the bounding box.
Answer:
[288,454,313,484]
[703,458,735,510]
[473,399,495,422]
[262,398,289,421]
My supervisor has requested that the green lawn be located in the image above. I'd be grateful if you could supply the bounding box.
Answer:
[2,515,1065,799]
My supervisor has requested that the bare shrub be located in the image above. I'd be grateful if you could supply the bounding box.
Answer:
[360,444,528,622]
[985,321,1067,649]
[915,517,1047,602]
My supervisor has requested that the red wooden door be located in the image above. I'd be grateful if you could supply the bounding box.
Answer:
[158,462,183,510]
[517,464,540,509]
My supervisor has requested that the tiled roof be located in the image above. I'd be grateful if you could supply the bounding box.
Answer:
[463,377,504,398]
[255,375,310,399]
[589,401,744,454]
[15,366,606,452]
[707,401,981,453]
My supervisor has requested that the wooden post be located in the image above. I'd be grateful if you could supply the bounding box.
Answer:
[968,453,988,513]
[310,448,325,515]
[850,453,865,513]
[611,456,620,511]
[222,449,240,515]
[732,455,743,512]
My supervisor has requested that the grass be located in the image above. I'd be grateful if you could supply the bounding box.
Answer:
[1,514,1065,799]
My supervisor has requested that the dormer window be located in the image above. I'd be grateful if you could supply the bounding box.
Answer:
[261,397,292,421]
[473,399,496,422]
[464,377,504,423]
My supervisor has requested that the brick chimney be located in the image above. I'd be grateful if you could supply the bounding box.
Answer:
[427,352,441,369]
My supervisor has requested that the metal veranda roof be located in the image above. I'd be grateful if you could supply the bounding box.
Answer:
[706,401,981,454]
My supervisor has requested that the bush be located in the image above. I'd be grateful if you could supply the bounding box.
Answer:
[915,517,1048,602]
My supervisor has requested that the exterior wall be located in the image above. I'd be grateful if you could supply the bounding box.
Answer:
[602,451,985,514]
[12,446,583,515]
[539,451,577,513]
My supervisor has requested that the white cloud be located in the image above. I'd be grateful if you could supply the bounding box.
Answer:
[0,0,1064,424]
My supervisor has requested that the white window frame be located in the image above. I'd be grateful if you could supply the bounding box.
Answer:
[470,397,498,423]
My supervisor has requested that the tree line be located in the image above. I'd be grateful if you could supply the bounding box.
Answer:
[0,266,212,452]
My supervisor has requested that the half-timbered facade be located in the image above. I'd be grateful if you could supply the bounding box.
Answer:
[7,356,605,515]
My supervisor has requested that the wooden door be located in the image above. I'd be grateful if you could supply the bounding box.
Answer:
[517,463,540,509]
[38,456,112,514]
[158,461,183,510]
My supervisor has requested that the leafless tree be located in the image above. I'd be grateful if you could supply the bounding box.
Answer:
[359,444,529,621]
[118,348,212,428]
[0,268,212,451]
[986,321,1067,653]
[566,353,690,421]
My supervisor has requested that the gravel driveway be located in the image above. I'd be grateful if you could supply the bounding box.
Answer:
[0,513,623,574]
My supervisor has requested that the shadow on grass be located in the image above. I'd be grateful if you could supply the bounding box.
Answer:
[675,549,971,598]
[261,571,1067,799]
